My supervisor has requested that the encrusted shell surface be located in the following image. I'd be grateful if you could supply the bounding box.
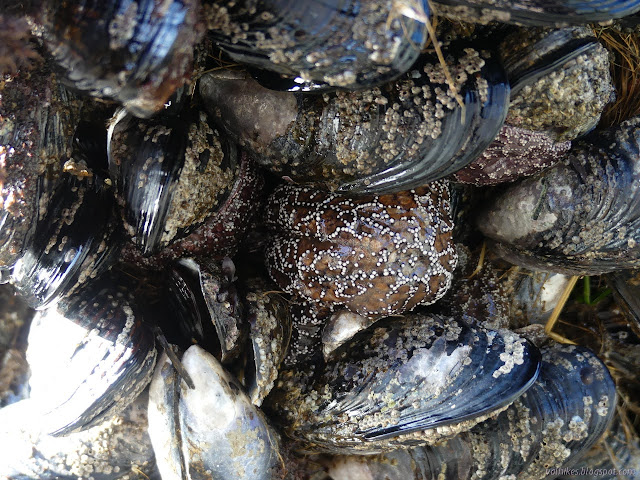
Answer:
[120,151,265,268]
[203,0,430,89]
[265,183,457,318]
[0,393,159,479]
[451,125,571,185]
[243,278,292,406]
[10,159,120,309]
[0,61,81,269]
[478,116,640,275]
[266,312,540,454]
[431,0,640,25]
[500,27,615,142]
[319,342,616,479]
[108,108,239,256]
[37,0,204,117]
[200,45,509,193]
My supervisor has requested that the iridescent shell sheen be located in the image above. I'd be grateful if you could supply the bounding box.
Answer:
[203,0,430,89]
[37,0,204,117]
[200,45,509,193]
[266,312,540,454]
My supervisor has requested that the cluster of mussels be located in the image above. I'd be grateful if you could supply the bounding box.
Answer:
[1,0,640,479]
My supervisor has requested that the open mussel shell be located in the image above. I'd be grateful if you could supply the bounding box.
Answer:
[320,342,616,479]
[0,60,82,270]
[165,257,246,363]
[148,346,284,480]
[36,0,203,118]
[26,270,157,436]
[107,108,239,256]
[200,45,509,194]
[0,392,159,480]
[431,0,640,26]
[204,0,429,90]
[265,183,457,319]
[265,312,541,454]
[478,115,640,275]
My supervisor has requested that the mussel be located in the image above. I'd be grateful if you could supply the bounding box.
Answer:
[148,346,285,480]
[479,116,640,275]
[200,43,510,193]
[107,108,240,256]
[35,0,204,118]
[204,0,430,90]
[26,270,157,436]
[0,58,81,271]
[321,342,617,479]
[431,0,640,26]
[266,312,541,454]
[0,391,159,479]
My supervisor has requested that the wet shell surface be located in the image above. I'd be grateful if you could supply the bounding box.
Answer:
[0,61,81,269]
[320,342,616,479]
[431,0,640,25]
[266,312,541,454]
[107,108,239,256]
[203,0,430,89]
[120,151,265,268]
[10,158,120,309]
[451,125,571,186]
[243,279,292,406]
[37,0,203,117]
[200,45,509,194]
[478,115,640,275]
[500,26,615,142]
[148,346,284,480]
[0,393,159,479]
[26,270,157,436]
[265,183,457,318]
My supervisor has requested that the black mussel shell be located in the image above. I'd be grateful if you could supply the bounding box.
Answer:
[606,269,640,329]
[0,61,82,270]
[500,26,614,142]
[320,342,616,479]
[559,410,640,479]
[266,312,541,454]
[204,0,430,90]
[10,158,120,309]
[201,45,509,194]
[432,0,640,26]
[164,257,246,363]
[242,277,292,406]
[451,124,571,186]
[478,116,640,275]
[26,270,157,436]
[148,346,284,480]
[0,284,34,408]
[108,108,240,256]
[37,0,204,118]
